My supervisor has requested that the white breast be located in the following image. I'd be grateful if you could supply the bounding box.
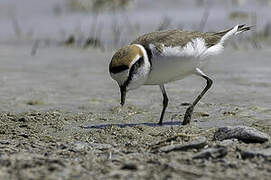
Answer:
[145,54,197,85]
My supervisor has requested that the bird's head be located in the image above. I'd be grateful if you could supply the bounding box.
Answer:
[109,44,151,106]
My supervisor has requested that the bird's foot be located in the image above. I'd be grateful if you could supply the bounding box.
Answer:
[183,106,194,125]
[158,122,163,126]
[158,118,163,126]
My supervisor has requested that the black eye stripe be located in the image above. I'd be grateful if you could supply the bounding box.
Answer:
[109,65,129,74]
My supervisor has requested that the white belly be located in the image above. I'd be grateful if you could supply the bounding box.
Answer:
[144,55,199,85]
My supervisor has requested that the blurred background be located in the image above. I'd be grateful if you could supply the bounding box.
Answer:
[0,0,271,49]
[0,0,270,115]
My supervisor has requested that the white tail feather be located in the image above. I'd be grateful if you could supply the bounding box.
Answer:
[220,25,239,44]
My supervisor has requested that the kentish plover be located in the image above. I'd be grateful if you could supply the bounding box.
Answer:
[109,25,250,125]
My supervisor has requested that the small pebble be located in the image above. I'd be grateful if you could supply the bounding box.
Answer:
[121,163,138,170]
[241,148,271,159]
[159,136,207,153]
[0,140,9,145]
[193,147,228,159]
[214,126,269,143]
[180,102,191,106]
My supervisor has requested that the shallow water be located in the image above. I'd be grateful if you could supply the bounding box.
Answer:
[0,0,270,46]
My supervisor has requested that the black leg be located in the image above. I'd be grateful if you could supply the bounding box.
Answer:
[158,84,168,126]
[183,68,213,125]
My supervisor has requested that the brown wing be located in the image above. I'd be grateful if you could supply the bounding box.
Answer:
[131,29,223,49]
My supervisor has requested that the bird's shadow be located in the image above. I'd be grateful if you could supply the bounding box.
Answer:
[81,121,182,129]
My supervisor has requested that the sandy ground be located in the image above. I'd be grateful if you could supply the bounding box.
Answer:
[0,43,271,180]
[0,0,271,179]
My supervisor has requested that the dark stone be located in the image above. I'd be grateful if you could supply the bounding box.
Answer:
[241,148,271,159]
[18,134,29,138]
[180,102,191,106]
[0,140,9,145]
[159,136,207,153]
[121,163,138,170]
[19,124,28,128]
[214,126,269,143]
[193,147,228,159]
[18,117,26,122]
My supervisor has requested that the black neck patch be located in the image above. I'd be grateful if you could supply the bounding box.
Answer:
[144,46,152,67]
[123,56,144,88]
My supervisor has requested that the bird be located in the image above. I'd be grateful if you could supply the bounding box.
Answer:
[109,24,250,125]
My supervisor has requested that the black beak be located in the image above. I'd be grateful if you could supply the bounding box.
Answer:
[120,86,126,106]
